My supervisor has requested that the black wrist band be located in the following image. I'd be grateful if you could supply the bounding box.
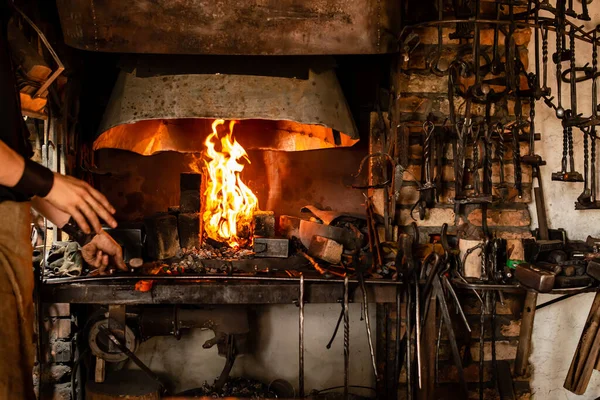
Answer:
[61,217,95,246]
[13,159,54,198]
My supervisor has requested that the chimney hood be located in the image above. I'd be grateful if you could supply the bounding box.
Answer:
[94,57,359,155]
[56,0,400,55]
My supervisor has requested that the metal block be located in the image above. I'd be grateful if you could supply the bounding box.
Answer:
[308,235,343,264]
[253,238,289,258]
[515,263,555,293]
[278,215,301,239]
[180,173,202,213]
[178,213,200,250]
[144,213,180,260]
[587,260,600,281]
[253,211,275,238]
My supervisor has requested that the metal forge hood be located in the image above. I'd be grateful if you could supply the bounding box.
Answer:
[94,57,359,155]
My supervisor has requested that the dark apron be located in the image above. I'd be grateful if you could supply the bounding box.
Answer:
[0,200,35,399]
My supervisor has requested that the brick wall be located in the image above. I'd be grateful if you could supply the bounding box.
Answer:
[35,303,73,400]
[388,21,534,400]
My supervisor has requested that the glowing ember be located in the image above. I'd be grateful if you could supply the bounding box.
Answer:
[202,119,258,248]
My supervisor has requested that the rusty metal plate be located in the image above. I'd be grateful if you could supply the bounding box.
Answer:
[55,0,400,55]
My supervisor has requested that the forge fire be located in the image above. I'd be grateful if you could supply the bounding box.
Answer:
[201,119,259,249]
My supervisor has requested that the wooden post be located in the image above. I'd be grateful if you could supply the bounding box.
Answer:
[564,292,600,394]
[515,290,538,376]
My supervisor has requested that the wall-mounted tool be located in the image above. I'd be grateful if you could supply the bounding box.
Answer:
[413,121,437,220]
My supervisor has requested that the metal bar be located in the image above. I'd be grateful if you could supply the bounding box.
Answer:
[451,279,595,294]
[108,305,126,353]
[536,293,580,310]
[360,275,378,379]
[44,274,404,285]
[343,276,350,400]
[433,275,468,396]
[299,275,305,398]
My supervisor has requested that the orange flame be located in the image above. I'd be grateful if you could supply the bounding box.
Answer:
[202,119,258,248]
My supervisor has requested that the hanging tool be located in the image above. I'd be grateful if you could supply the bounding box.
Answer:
[354,249,378,380]
[494,124,510,201]
[343,275,350,400]
[552,110,584,182]
[566,0,577,17]
[413,120,437,220]
[576,27,600,209]
[430,0,448,76]
[467,121,493,204]
[579,0,591,20]
[434,124,446,202]
[512,124,523,199]
[490,0,504,75]
[541,23,551,96]
[554,0,568,118]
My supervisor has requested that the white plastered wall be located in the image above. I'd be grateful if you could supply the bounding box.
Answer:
[528,3,600,398]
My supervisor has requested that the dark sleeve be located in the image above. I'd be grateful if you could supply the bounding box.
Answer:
[0,3,32,159]
[0,4,35,203]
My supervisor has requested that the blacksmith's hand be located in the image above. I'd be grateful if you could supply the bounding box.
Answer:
[44,173,117,234]
[81,231,128,274]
